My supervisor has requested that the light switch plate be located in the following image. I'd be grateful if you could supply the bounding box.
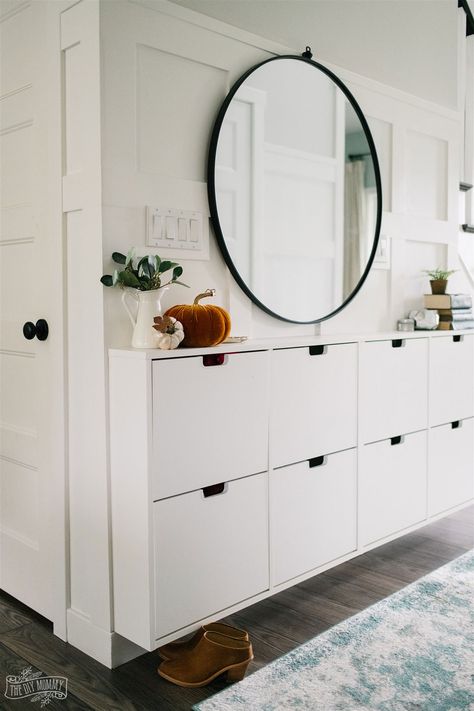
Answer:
[146,206,210,260]
[373,234,391,270]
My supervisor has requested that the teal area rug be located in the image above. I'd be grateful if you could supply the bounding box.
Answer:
[194,550,474,711]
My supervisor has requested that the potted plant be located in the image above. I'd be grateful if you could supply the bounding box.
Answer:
[423,268,457,295]
[101,249,188,348]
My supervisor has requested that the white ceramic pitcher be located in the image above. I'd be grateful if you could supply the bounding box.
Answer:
[121,286,170,348]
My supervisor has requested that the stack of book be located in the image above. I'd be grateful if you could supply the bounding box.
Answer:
[424,293,474,330]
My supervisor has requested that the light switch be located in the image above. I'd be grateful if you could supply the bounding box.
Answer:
[373,234,391,270]
[153,212,162,239]
[166,216,177,240]
[146,206,208,259]
[190,219,200,243]
[178,217,187,241]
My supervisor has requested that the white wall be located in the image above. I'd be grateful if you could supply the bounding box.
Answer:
[101,0,468,345]
[72,0,471,665]
[100,0,321,342]
[323,72,467,334]
[169,0,460,110]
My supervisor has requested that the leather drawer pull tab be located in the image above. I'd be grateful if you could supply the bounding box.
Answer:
[390,435,403,445]
[391,339,405,348]
[453,335,463,343]
[309,455,326,468]
[203,354,226,367]
[203,482,226,497]
[451,420,461,429]
[309,345,327,356]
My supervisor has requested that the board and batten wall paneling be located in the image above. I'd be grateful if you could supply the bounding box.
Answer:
[406,132,448,221]
[100,0,321,342]
[60,0,114,666]
[100,0,465,343]
[322,74,462,334]
[45,0,467,666]
[136,45,228,180]
[347,81,460,244]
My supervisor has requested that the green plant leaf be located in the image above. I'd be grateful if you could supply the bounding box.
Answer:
[148,255,158,276]
[112,269,120,286]
[112,252,127,265]
[137,257,152,279]
[172,266,183,279]
[158,260,178,274]
[121,271,141,288]
[125,248,135,268]
[423,268,457,280]
[100,275,114,287]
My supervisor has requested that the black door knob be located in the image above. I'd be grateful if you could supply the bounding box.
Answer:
[23,319,49,341]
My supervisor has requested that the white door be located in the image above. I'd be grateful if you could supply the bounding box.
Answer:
[0,0,66,636]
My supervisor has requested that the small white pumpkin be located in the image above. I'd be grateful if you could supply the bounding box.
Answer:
[153,315,184,350]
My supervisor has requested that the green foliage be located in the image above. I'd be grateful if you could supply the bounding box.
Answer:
[423,268,457,281]
[100,249,189,291]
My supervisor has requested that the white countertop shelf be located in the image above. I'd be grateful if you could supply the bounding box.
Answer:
[109,328,474,360]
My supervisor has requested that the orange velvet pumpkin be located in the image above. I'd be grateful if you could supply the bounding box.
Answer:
[164,289,231,348]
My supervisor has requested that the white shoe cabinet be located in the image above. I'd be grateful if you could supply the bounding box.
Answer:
[109,331,474,651]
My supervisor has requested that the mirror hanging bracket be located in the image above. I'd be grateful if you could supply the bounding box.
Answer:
[301,46,313,59]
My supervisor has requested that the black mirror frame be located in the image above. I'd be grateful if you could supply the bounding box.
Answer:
[207,54,383,324]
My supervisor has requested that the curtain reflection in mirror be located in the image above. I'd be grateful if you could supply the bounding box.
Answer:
[343,159,365,298]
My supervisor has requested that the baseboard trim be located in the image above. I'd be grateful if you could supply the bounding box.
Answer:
[67,609,146,668]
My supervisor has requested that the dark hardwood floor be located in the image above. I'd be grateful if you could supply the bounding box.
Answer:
[1,505,473,710]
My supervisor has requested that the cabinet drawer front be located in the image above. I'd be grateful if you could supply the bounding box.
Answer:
[152,351,268,499]
[360,338,428,444]
[154,472,269,638]
[272,449,357,586]
[359,430,427,546]
[429,418,474,516]
[271,344,357,468]
[429,335,474,426]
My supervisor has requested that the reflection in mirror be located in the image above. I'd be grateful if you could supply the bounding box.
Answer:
[210,57,381,323]
[459,224,474,281]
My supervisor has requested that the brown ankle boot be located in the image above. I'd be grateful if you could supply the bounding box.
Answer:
[158,631,253,687]
[158,622,249,661]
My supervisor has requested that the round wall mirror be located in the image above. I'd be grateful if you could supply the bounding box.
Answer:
[208,54,383,324]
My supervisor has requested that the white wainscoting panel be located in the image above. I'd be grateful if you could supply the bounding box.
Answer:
[406,131,448,221]
[137,44,228,180]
